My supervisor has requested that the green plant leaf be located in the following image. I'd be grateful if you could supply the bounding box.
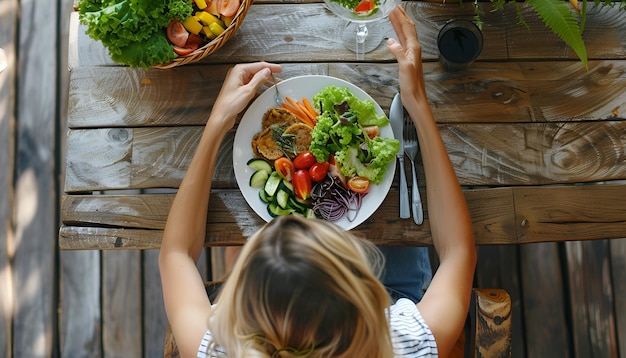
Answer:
[526,0,588,70]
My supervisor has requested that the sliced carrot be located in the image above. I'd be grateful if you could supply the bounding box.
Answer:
[302,97,319,124]
[282,101,314,127]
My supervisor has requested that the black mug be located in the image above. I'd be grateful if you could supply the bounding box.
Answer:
[437,19,483,71]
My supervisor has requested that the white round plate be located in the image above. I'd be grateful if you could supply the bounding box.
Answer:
[233,75,395,230]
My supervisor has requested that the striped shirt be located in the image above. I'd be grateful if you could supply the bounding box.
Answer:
[197,298,437,357]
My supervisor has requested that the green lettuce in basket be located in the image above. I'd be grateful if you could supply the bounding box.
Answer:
[78,0,193,68]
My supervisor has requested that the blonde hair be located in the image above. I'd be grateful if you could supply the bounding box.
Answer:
[207,215,393,357]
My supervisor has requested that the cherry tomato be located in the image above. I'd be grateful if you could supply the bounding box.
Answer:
[354,0,375,13]
[217,0,240,17]
[293,170,312,200]
[347,176,370,194]
[167,19,190,47]
[274,157,295,182]
[362,125,379,139]
[309,161,329,182]
[293,151,317,170]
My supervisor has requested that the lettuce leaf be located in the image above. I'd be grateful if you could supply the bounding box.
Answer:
[313,86,389,127]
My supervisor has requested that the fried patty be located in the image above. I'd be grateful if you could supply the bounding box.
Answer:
[261,108,297,129]
[252,108,313,161]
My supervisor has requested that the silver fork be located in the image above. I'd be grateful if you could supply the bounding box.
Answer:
[271,73,284,106]
[403,118,424,225]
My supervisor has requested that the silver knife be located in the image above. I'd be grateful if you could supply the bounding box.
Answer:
[390,93,410,219]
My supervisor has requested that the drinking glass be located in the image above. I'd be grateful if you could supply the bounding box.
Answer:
[324,0,401,60]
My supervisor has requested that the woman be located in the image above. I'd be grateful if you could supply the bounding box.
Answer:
[159,6,476,357]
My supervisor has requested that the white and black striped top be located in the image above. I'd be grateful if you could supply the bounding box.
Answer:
[197,298,438,357]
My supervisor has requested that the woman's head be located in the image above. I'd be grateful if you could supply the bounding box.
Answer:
[209,215,392,357]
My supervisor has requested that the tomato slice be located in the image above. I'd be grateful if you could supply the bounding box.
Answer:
[362,125,380,139]
[347,176,370,194]
[293,151,317,170]
[167,19,190,48]
[173,44,197,56]
[354,0,375,13]
[274,157,295,182]
[293,170,313,200]
[217,0,240,17]
[309,161,329,182]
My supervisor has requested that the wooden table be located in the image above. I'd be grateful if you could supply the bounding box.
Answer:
[60,0,626,250]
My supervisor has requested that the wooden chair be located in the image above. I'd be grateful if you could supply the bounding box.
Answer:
[164,284,512,358]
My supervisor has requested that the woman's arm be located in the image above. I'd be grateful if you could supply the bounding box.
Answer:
[387,7,477,357]
[158,62,281,358]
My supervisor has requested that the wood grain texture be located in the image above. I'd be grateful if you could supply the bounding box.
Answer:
[0,0,17,355]
[59,183,626,249]
[102,250,142,356]
[565,240,619,357]
[610,238,626,358]
[474,246,525,358]
[12,0,59,355]
[63,120,626,192]
[473,289,512,358]
[520,243,570,357]
[59,250,101,357]
[67,61,626,129]
[67,2,626,68]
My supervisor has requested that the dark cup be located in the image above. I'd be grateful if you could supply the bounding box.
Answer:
[437,19,483,71]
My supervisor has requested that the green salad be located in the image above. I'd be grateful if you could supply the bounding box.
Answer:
[309,86,399,184]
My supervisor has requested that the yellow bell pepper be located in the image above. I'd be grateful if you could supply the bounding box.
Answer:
[183,16,203,35]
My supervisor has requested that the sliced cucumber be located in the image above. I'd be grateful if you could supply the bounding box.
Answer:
[278,179,294,195]
[276,189,290,209]
[288,197,307,213]
[264,171,282,197]
[304,208,317,219]
[259,189,273,203]
[249,169,269,188]
[247,158,272,174]
[268,202,294,217]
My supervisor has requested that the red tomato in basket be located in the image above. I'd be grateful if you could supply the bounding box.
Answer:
[293,151,317,170]
[347,176,370,194]
[167,19,190,47]
[309,161,329,182]
[293,170,313,200]
[217,0,240,17]
[274,157,295,182]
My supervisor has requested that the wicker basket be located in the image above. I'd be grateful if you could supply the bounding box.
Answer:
[154,0,253,69]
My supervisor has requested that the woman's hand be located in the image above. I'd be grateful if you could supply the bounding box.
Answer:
[210,62,282,130]
[386,6,428,104]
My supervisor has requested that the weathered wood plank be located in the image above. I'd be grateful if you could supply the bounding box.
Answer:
[507,3,626,61]
[12,0,59,355]
[68,2,626,68]
[610,238,626,358]
[0,0,18,354]
[63,120,626,192]
[58,0,106,355]
[142,250,167,358]
[59,183,626,249]
[520,243,571,357]
[59,251,102,356]
[565,240,619,357]
[67,61,626,129]
[516,184,626,243]
[102,250,142,356]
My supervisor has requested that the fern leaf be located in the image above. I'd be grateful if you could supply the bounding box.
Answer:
[526,0,588,70]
